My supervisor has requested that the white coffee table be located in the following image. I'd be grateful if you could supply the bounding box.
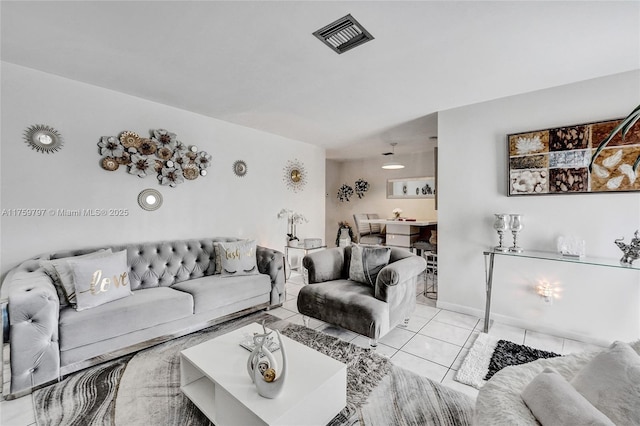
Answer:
[180,322,347,426]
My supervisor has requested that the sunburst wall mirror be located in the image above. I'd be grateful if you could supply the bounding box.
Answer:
[23,124,64,153]
[283,159,307,192]
[233,160,247,177]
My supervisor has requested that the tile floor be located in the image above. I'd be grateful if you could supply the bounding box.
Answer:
[1,271,606,425]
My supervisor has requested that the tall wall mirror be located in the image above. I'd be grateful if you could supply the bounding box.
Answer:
[386,177,436,199]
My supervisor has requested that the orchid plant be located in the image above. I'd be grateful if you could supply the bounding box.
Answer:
[277,208,308,241]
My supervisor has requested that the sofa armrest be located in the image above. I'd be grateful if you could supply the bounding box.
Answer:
[256,246,285,305]
[5,270,60,396]
[375,255,427,303]
[302,247,345,284]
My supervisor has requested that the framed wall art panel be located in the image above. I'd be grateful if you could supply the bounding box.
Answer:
[507,118,640,196]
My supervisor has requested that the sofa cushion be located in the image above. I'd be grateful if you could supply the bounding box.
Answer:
[58,287,193,351]
[218,240,259,277]
[521,367,614,426]
[171,274,270,314]
[349,244,391,286]
[40,249,112,307]
[571,340,640,425]
[69,250,133,311]
[297,279,390,339]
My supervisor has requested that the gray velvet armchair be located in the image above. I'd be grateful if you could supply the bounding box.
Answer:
[297,246,426,349]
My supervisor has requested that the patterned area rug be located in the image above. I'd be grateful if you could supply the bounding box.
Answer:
[455,333,561,389]
[33,311,474,425]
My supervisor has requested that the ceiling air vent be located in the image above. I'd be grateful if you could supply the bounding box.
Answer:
[313,14,374,54]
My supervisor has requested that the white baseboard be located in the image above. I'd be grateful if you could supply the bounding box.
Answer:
[436,301,610,347]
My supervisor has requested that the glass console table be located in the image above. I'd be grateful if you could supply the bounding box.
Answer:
[284,245,326,283]
[482,249,640,333]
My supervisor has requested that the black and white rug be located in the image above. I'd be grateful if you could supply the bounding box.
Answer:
[33,311,474,426]
[455,333,561,389]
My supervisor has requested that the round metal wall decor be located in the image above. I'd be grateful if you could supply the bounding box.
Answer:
[283,159,306,192]
[137,188,163,211]
[98,128,212,188]
[233,160,247,177]
[23,124,64,153]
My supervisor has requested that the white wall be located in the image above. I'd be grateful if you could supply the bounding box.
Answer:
[325,151,437,246]
[438,70,640,344]
[0,62,325,277]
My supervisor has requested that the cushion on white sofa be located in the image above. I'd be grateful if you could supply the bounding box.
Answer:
[218,240,259,277]
[59,287,193,351]
[171,274,270,314]
[521,367,614,426]
[70,250,133,311]
[40,249,112,307]
[570,340,640,425]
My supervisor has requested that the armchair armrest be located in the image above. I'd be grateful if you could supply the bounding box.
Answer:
[302,247,345,283]
[256,246,285,305]
[375,255,427,302]
[5,270,60,396]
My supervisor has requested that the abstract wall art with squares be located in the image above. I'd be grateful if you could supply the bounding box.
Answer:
[507,118,640,196]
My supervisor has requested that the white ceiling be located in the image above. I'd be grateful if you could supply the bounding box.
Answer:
[2,1,639,160]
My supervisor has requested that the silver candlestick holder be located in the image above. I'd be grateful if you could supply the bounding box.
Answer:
[509,214,524,253]
[493,214,510,252]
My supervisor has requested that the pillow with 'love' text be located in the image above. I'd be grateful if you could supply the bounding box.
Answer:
[69,250,132,311]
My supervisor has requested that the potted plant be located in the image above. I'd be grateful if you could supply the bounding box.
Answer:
[277,208,308,246]
[335,221,355,247]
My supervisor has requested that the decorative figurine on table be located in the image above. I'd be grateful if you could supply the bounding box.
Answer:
[614,230,640,266]
[246,321,287,399]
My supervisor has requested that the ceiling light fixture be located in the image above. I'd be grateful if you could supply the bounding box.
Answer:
[313,14,374,54]
[382,143,405,170]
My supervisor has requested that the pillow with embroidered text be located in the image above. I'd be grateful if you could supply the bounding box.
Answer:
[218,240,259,277]
[69,250,132,311]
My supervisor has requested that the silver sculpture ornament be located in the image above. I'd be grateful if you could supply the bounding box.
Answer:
[253,329,286,399]
[245,322,287,398]
[246,326,277,384]
[614,230,640,266]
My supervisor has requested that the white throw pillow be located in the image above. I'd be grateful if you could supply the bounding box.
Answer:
[69,250,133,311]
[40,249,112,307]
[521,367,614,426]
[571,341,640,425]
[218,240,259,277]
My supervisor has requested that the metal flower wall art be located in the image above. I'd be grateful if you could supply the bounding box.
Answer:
[98,129,211,187]
[337,183,354,202]
[354,178,370,198]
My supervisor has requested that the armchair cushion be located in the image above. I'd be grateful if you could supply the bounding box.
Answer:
[297,279,390,339]
[349,244,391,286]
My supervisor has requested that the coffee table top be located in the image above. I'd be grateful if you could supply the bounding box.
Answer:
[181,322,346,424]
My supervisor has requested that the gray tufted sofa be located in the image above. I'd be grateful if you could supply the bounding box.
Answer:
[0,237,284,399]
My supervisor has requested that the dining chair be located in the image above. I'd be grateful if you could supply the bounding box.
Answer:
[353,213,385,245]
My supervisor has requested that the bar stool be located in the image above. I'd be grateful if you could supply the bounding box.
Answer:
[423,251,437,299]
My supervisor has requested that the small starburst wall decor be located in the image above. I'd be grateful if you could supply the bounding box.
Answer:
[283,159,307,192]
